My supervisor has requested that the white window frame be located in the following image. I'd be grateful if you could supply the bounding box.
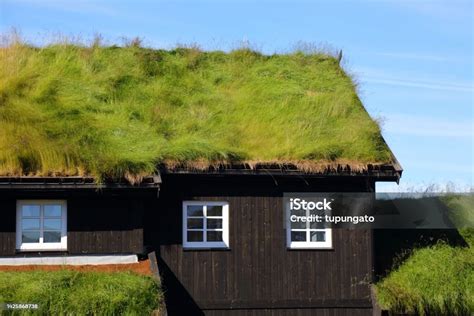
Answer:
[286,205,332,249]
[183,201,229,249]
[16,200,67,251]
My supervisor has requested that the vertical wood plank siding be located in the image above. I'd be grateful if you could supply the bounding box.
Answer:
[0,200,16,256]
[0,193,148,255]
[147,174,375,315]
[67,198,144,254]
[204,309,372,316]
[1,174,376,315]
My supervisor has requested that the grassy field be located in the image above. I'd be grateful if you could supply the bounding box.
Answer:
[0,270,162,315]
[375,195,474,315]
[0,36,391,182]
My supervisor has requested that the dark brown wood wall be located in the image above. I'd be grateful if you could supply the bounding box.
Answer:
[203,309,372,316]
[67,198,144,254]
[0,191,150,256]
[0,199,16,256]
[1,175,377,315]
[147,174,375,315]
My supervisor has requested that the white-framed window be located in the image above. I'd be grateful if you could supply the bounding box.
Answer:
[183,201,229,249]
[286,205,332,249]
[16,200,67,251]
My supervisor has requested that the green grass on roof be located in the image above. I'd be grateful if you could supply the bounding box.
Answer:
[0,37,392,181]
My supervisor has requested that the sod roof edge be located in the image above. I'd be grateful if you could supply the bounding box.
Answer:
[0,159,402,188]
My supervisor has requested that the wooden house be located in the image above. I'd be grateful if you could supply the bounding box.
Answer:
[0,44,402,315]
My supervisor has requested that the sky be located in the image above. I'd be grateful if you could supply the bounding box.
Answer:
[1,0,473,191]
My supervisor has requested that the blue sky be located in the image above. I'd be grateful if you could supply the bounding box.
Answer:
[1,0,472,191]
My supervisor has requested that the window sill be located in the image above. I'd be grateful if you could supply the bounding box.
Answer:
[183,247,231,251]
[287,247,334,251]
[16,248,68,252]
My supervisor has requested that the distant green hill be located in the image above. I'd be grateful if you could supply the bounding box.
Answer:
[0,39,392,181]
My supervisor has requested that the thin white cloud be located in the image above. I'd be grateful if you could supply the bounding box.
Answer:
[373,52,458,63]
[383,113,473,138]
[368,77,473,92]
[354,66,474,93]
[404,160,473,174]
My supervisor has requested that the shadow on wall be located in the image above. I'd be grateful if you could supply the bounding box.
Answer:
[157,256,204,316]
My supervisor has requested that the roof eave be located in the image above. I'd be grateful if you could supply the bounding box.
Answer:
[159,164,403,182]
[0,175,162,189]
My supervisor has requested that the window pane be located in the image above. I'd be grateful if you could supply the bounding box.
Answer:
[207,231,223,242]
[187,218,203,229]
[187,205,203,217]
[44,219,61,230]
[207,205,222,216]
[187,231,203,242]
[22,205,40,217]
[291,220,306,229]
[207,218,222,229]
[44,205,62,217]
[310,231,326,242]
[22,231,40,243]
[44,231,61,243]
[291,231,306,242]
[22,218,40,230]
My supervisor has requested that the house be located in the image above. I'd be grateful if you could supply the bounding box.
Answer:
[0,43,402,315]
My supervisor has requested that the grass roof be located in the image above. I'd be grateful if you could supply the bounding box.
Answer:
[0,39,393,182]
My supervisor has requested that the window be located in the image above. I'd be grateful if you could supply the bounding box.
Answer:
[287,205,332,249]
[183,201,229,249]
[16,200,67,251]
